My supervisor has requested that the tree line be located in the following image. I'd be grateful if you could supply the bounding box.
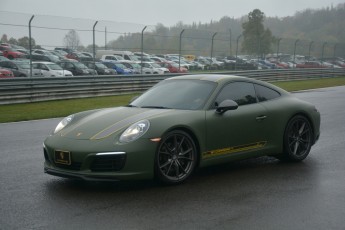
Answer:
[1,3,344,58]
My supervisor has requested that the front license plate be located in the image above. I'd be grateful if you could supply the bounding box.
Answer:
[54,150,71,165]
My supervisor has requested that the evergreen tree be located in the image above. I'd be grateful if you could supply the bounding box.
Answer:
[242,9,275,57]
[17,36,36,49]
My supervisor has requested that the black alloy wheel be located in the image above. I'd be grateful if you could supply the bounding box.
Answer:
[283,115,313,161]
[155,130,197,184]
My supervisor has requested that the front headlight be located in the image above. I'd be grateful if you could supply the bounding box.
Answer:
[54,115,74,134]
[119,120,150,143]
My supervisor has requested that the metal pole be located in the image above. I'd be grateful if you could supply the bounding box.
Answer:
[141,26,147,74]
[28,15,34,77]
[178,29,185,71]
[211,32,217,61]
[293,39,299,68]
[308,41,314,60]
[235,34,242,70]
[105,27,107,50]
[93,21,98,76]
[229,29,232,56]
[276,38,282,60]
[321,42,327,65]
[333,43,338,59]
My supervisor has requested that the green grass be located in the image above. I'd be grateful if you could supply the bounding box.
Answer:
[272,77,345,91]
[0,94,138,123]
[1,77,345,123]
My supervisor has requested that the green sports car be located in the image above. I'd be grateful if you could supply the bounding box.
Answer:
[43,74,320,184]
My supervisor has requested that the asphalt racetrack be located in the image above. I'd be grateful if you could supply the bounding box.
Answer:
[1,86,344,230]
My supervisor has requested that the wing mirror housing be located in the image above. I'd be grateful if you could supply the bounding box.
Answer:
[216,100,238,114]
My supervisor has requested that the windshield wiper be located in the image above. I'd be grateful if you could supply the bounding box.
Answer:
[140,106,171,109]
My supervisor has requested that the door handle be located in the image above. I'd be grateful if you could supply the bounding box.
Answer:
[256,115,267,121]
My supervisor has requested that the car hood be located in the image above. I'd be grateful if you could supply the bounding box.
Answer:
[59,107,170,140]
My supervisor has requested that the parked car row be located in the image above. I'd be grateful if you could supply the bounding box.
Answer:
[1,42,345,78]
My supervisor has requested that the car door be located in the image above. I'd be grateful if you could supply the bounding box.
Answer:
[204,81,269,160]
[39,63,51,77]
[32,63,43,76]
[8,62,21,77]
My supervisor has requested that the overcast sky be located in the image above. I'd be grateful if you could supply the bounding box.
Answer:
[1,0,343,48]
[2,0,343,26]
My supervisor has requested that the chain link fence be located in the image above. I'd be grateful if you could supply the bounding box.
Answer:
[1,11,344,60]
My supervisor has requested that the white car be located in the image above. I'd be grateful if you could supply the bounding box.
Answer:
[121,61,153,74]
[140,62,170,74]
[99,55,125,62]
[150,56,168,63]
[32,61,73,77]
[32,49,60,59]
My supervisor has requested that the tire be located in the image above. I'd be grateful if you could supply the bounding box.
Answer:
[282,115,313,162]
[155,130,197,184]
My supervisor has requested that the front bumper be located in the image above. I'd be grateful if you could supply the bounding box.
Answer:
[44,166,150,181]
[43,137,157,181]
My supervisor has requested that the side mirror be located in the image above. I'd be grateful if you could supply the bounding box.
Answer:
[216,100,238,114]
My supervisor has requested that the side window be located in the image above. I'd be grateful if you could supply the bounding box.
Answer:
[215,82,257,107]
[0,62,8,68]
[9,63,16,69]
[41,64,49,70]
[254,84,281,102]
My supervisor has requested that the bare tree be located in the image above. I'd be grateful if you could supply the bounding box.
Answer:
[1,34,8,43]
[63,30,81,50]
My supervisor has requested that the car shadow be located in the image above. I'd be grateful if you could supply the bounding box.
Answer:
[43,155,318,196]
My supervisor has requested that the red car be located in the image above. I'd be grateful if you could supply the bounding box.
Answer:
[0,46,26,59]
[65,52,93,62]
[0,68,14,78]
[296,61,326,68]
[158,61,188,73]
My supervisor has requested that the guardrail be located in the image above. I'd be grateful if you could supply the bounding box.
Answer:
[1,68,344,105]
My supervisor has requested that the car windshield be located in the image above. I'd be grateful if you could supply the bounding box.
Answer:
[130,79,217,110]
[95,63,107,69]
[130,63,140,68]
[74,62,88,69]
[170,63,179,67]
[128,55,139,61]
[151,63,161,68]
[115,63,126,69]
[47,63,63,70]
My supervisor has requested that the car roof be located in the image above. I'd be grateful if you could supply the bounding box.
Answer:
[168,74,289,95]
[168,74,245,82]
[32,61,55,64]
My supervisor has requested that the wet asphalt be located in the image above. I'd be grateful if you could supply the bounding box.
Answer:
[0,86,344,230]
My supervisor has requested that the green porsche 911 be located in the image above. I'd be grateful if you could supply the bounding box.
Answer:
[43,74,320,184]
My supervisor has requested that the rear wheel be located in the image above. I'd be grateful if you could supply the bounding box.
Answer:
[282,115,313,161]
[155,130,197,184]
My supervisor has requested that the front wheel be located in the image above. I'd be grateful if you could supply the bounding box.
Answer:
[282,115,313,161]
[155,130,197,184]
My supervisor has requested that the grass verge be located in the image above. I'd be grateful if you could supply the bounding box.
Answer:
[1,77,345,123]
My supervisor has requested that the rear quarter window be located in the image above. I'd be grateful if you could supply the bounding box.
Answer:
[254,84,281,102]
[215,82,257,107]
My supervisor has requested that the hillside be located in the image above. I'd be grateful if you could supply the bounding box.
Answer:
[107,3,345,57]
